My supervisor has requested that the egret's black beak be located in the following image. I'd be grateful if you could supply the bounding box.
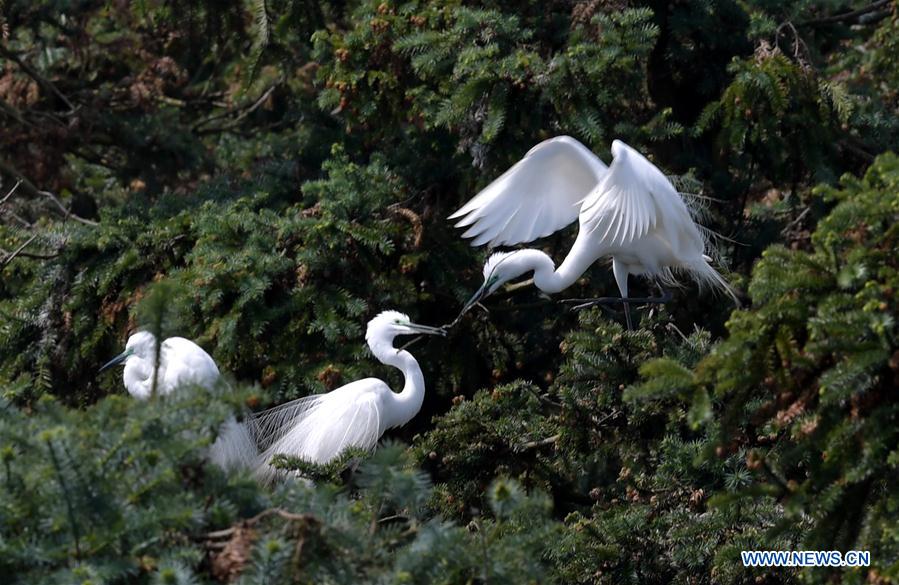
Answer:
[407,322,447,337]
[99,349,131,373]
[460,282,490,317]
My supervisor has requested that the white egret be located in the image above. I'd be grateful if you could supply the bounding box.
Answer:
[100,331,258,472]
[252,310,445,483]
[450,136,737,329]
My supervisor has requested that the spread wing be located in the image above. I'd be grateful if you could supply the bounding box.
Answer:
[251,379,385,483]
[580,140,699,254]
[449,136,607,248]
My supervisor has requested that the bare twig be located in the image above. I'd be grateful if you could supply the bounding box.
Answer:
[0,244,59,261]
[193,85,277,134]
[0,46,76,112]
[37,189,98,226]
[800,0,893,26]
[781,206,811,236]
[202,508,318,541]
[0,161,98,226]
[0,180,21,207]
[1,233,38,267]
[516,434,560,451]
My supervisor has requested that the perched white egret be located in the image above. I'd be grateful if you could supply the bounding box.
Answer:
[252,311,445,483]
[450,136,737,329]
[100,331,258,471]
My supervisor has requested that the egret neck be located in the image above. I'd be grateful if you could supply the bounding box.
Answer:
[367,336,426,430]
[519,235,599,295]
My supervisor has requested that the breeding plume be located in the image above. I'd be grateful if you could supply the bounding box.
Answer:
[451,136,737,328]
[252,311,445,483]
[100,331,257,471]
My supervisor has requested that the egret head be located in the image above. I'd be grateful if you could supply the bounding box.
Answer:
[460,251,533,315]
[99,331,157,372]
[365,310,446,346]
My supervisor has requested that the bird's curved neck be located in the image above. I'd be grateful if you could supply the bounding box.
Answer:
[518,245,593,294]
[124,358,155,399]
[369,339,425,429]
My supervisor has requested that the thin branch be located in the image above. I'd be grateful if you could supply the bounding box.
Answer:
[0,97,36,128]
[0,244,59,261]
[0,180,21,207]
[202,508,318,541]
[516,434,560,451]
[192,85,277,133]
[37,189,98,226]
[0,46,76,112]
[800,0,893,26]
[1,233,38,267]
[0,160,98,226]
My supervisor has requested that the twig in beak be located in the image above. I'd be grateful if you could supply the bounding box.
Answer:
[398,335,424,351]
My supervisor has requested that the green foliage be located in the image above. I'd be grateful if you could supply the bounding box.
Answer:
[635,153,899,580]
[0,395,562,584]
[0,387,259,584]
[697,49,843,184]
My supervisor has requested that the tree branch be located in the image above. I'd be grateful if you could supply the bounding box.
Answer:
[1,233,39,267]
[0,159,98,226]
[800,0,893,26]
[0,46,76,112]
[516,434,560,451]
[0,180,21,207]
[192,84,277,134]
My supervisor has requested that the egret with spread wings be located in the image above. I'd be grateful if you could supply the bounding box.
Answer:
[252,311,445,483]
[450,136,737,329]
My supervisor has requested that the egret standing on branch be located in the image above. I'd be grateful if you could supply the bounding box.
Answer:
[450,136,738,329]
[100,331,258,472]
[252,311,445,483]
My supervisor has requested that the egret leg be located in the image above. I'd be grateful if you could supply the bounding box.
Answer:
[613,260,633,331]
[560,289,673,310]
[560,263,673,330]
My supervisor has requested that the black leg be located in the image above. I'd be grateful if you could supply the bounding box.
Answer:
[561,286,672,333]
[560,288,673,311]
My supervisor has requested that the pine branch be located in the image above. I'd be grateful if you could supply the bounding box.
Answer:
[46,439,82,560]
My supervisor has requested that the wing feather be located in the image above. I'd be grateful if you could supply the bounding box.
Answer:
[252,380,386,483]
[450,136,607,248]
[582,140,706,257]
[582,140,672,249]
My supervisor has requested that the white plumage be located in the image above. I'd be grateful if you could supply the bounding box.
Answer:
[101,331,257,472]
[252,310,445,483]
[451,136,737,326]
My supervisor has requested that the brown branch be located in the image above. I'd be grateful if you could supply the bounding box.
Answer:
[388,204,424,249]
[800,0,893,26]
[202,508,319,541]
[0,159,98,226]
[516,434,560,451]
[38,188,98,226]
[192,85,277,134]
[0,244,59,260]
[0,46,76,112]
[1,233,38,267]
[0,180,21,208]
